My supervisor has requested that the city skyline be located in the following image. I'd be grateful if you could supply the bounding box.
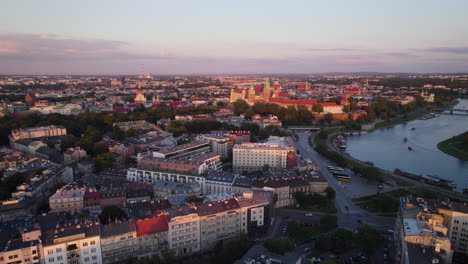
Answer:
[1,0,468,74]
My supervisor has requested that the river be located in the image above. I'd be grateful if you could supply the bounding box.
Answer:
[346,99,468,191]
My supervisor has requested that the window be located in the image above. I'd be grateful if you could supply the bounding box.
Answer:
[57,256,63,261]
[83,242,88,247]
[92,256,97,260]
[90,241,96,245]
[49,257,55,262]
[56,248,62,253]
[91,248,96,253]
[84,257,90,261]
[48,250,54,255]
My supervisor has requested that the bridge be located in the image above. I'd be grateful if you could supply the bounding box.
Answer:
[287,126,322,131]
[433,108,468,116]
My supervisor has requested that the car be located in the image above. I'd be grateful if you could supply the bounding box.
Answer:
[305,213,313,216]
[357,219,362,224]
[344,205,349,210]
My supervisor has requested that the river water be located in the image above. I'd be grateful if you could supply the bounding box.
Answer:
[346,99,468,191]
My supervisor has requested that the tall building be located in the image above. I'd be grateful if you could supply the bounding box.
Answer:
[233,143,288,173]
[396,196,459,264]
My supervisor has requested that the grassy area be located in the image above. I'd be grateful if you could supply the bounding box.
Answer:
[374,109,430,129]
[352,189,410,214]
[295,201,338,214]
[437,131,468,161]
[354,187,468,214]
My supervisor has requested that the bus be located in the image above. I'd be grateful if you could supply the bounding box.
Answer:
[337,175,352,182]
[333,172,352,182]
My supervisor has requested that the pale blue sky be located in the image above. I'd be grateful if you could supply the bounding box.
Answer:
[1,0,468,74]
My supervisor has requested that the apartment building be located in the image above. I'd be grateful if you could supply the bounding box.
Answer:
[196,198,241,251]
[100,221,138,264]
[63,147,87,165]
[195,134,232,159]
[0,239,40,264]
[9,125,67,143]
[233,143,288,173]
[165,206,201,256]
[49,183,86,213]
[396,197,454,264]
[113,120,159,132]
[135,216,169,257]
[41,224,102,264]
[152,142,210,159]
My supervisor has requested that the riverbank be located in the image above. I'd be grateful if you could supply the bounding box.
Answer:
[374,109,430,129]
[314,129,468,202]
[437,131,468,161]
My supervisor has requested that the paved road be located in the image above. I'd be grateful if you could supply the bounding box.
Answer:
[292,131,396,231]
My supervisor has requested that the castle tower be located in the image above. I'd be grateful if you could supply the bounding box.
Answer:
[248,83,256,104]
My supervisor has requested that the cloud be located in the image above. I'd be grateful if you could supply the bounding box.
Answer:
[384,52,419,58]
[415,47,468,54]
[306,47,359,52]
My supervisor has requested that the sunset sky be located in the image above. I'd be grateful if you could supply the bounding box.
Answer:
[1,0,468,74]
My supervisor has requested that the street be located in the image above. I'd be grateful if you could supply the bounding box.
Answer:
[292,131,396,231]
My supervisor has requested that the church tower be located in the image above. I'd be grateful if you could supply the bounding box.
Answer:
[248,84,256,105]
[262,77,271,102]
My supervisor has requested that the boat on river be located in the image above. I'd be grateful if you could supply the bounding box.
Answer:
[408,146,413,151]
[463,187,468,194]
[394,169,456,189]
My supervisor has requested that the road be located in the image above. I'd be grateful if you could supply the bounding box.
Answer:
[292,131,396,231]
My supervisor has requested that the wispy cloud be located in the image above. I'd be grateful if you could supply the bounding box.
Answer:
[306,47,359,52]
[414,47,468,54]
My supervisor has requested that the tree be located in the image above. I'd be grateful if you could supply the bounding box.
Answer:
[320,214,338,232]
[231,99,249,114]
[99,206,127,224]
[262,164,271,172]
[325,187,336,200]
[185,195,204,203]
[361,166,384,183]
[294,191,307,206]
[264,238,294,255]
[312,104,324,113]
[354,225,384,255]
[324,113,334,125]
[315,235,333,251]
[95,152,116,171]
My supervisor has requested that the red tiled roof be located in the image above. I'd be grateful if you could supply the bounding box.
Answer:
[278,93,289,97]
[254,86,263,93]
[169,101,180,105]
[345,88,360,92]
[270,98,317,105]
[297,85,306,89]
[136,216,168,236]
[317,102,339,107]
[84,191,100,199]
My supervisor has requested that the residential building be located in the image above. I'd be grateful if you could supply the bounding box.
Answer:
[41,223,102,264]
[9,125,67,143]
[113,120,159,132]
[0,239,41,264]
[164,206,200,256]
[48,182,86,213]
[152,142,211,159]
[63,147,87,165]
[396,196,455,264]
[100,221,138,264]
[196,198,241,251]
[195,134,232,159]
[135,216,169,257]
